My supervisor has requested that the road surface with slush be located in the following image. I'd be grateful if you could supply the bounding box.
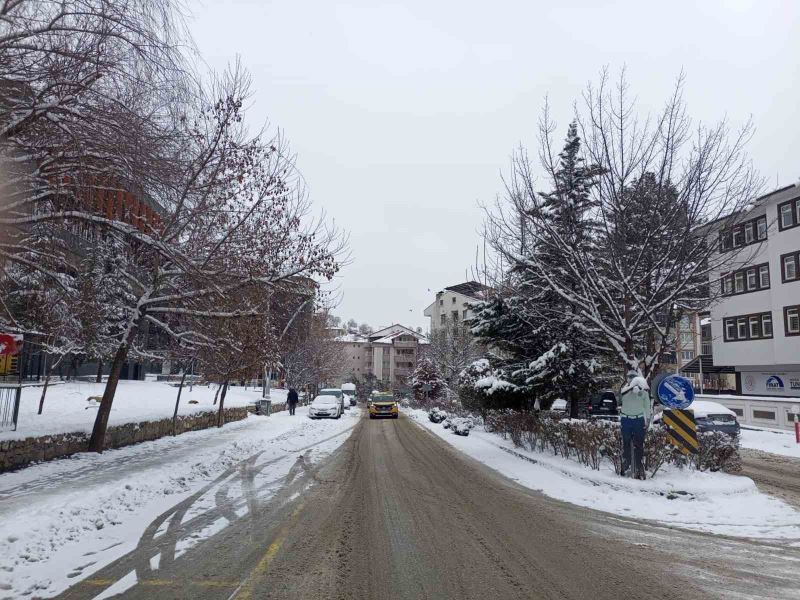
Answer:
[57,410,800,600]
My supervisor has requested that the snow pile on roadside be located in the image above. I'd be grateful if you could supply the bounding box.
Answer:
[0,406,357,598]
[741,427,800,459]
[1,380,288,442]
[406,409,800,542]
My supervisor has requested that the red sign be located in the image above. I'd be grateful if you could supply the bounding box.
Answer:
[0,333,22,356]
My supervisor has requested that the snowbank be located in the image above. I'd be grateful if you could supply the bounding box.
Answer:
[741,427,800,459]
[1,380,287,442]
[0,405,358,598]
[406,409,800,542]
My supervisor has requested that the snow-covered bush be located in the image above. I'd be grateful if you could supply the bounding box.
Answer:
[411,358,448,406]
[696,431,742,473]
[458,359,528,413]
[428,407,448,424]
[450,417,472,436]
[482,409,740,477]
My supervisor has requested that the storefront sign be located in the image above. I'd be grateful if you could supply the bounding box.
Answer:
[742,371,800,397]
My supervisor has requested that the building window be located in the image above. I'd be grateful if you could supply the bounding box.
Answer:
[681,350,694,361]
[734,272,744,293]
[440,314,445,325]
[439,298,443,306]
[451,311,459,322]
[737,318,747,339]
[723,262,770,296]
[753,409,776,421]
[746,268,756,290]
[723,312,773,341]
[725,319,736,341]
[762,313,773,337]
[721,215,768,251]
[779,201,796,230]
[748,316,761,338]
[757,217,768,240]
[730,407,744,417]
[452,297,456,303]
[782,251,799,282]
[785,305,800,336]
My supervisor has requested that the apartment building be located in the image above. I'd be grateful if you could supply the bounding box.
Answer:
[335,324,428,391]
[424,281,492,333]
[702,183,800,406]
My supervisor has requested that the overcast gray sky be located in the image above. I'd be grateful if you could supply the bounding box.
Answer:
[189,0,800,332]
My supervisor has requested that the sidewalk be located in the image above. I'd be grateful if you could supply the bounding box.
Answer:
[0,406,359,599]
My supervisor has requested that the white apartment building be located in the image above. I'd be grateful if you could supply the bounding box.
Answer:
[335,324,428,391]
[424,281,492,333]
[698,183,800,426]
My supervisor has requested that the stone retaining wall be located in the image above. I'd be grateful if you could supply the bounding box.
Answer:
[0,406,249,473]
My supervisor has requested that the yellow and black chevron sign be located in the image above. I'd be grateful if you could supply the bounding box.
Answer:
[662,409,699,455]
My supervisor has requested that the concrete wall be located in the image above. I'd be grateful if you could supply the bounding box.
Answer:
[0,406,249,473]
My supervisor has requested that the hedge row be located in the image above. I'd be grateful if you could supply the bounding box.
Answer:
[483,410,741,477]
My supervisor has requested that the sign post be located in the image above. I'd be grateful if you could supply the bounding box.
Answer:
[657,375,699,455]
[792,405,800,444]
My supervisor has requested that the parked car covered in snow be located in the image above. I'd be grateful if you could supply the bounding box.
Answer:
[319,388,347,412]
[369,393,398,419]
[653,400,740,436]
[341,382,357,405]
[308,394,342,419]
[550,399,568,413]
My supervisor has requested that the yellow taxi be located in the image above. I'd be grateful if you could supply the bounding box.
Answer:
[368,392,399,419]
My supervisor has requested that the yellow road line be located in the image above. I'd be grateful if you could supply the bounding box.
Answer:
[83,578,240,588]
[228,501,306,600]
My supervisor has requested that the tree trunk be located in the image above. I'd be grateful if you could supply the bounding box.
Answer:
[88,343,129,452]
[217,379,229,427]
[172,370,187,436]
[95,358,103,383]
[37,358,51,415]
[213,382,221,405]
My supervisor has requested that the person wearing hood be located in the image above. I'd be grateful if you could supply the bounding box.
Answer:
[619,370,651,479]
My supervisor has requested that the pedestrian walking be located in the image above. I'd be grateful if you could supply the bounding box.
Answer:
[287,388,299,416]
[619,370,651,479]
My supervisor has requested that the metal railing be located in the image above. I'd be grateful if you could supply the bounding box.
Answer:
[0,384,22,432]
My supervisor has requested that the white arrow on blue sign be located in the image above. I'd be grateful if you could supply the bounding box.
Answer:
[657,374,695,409]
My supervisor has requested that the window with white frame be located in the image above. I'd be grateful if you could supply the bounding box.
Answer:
[724,312,773,341]
[735,272,745,293]
[782,251,799,282]
[785,305,800,336]
[757,217,768,239]
[747,268,757,289]
[759,265,770,288]
[781,203,795,229]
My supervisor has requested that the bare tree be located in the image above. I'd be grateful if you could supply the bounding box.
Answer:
[484,69,763,380]
[427,315,482,388]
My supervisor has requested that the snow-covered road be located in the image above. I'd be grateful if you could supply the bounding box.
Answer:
[0,405,359,599]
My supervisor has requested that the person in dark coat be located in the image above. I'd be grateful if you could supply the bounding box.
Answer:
[287,388,299,415]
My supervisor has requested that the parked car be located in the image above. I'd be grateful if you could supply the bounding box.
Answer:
[654,400,740,436]
[550,399,568,413]
[369,393,398,419]
[319,388,346,413]
[585,390,619,419]
[341,383,357,406]
[308,394,342,419]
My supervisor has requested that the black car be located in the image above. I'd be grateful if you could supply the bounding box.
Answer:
[585,390,619,419]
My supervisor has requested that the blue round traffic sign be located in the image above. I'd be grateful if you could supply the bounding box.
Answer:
[657,375,695,409]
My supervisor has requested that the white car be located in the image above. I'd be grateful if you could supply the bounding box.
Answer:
[308,395,342,419]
